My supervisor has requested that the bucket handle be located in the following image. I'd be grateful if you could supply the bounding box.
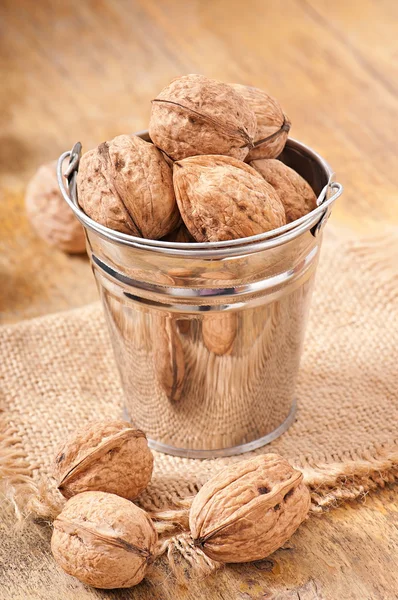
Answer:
[58,142,343,250]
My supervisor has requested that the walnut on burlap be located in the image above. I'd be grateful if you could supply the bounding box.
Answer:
[1,228,398,582]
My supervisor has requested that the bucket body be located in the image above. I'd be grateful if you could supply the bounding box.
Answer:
[59,136,341,458]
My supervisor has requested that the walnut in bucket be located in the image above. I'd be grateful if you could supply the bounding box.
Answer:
[77,134,180,238]
[230,83,291,161]
[173,154,286,242]
[250,158,317,223]
[149,74,257,161]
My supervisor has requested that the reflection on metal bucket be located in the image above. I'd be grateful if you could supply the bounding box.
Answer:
[58,135,342,458]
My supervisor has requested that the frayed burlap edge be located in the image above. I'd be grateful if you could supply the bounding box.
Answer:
[0,407,36,522]
[1,403,397,582]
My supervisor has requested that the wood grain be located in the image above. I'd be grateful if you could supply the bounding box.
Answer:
[0,0,397,598]
[1,487,398,600]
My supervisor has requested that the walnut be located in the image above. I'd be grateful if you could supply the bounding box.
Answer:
[230,84,290,161]
[77,134,179,238]
[173,155,286,242]
[25,160,86,254]
[189,454,310,563]
[202,313,237,356]
[54,420,153,500]
[51,491,157,589]
[153,316,185,402]
[250,159,317,223]
[149,74,257,161]
[162,222,194,243]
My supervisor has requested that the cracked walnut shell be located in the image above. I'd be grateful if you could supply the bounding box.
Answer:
[230,83,290,161]
[77,134,180,238]
[25,160,86,254]
[173,155,286,242]
[189,454,310,563]
[51,491,157,589]
[149,74,257,161]
[250,158,317,223]
[54,420,153,500]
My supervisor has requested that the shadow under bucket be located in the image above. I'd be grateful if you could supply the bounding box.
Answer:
[58,134,342,458]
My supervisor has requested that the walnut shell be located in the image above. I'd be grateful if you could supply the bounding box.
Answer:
[153,316,185,402]
[25,160,86,254]
[54,420,153,500]
[189,454,310,563]
[173,155,286,242]
[51,491,157,589]
[250,159,317,223]
[77,134,179,238]
[202,313,238,356]
[149,74,257,161]
[230,84,290,161]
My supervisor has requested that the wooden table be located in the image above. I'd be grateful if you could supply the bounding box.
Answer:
[1,1,397,598]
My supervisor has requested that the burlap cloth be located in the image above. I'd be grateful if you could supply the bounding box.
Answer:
[1,228,398,576]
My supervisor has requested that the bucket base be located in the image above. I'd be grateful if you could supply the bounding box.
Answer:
[124,400,297,459]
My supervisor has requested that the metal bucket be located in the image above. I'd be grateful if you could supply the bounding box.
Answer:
[58,133,342,458]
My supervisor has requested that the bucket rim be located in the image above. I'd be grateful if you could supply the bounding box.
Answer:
[57,136,343,258]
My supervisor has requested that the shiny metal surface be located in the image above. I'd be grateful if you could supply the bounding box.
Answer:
[58,134,342,457]
[132,401,297,459]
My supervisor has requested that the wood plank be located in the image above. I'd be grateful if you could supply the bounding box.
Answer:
[1,487,397,600]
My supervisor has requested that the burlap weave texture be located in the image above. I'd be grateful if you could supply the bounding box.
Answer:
[1,229,398,515]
